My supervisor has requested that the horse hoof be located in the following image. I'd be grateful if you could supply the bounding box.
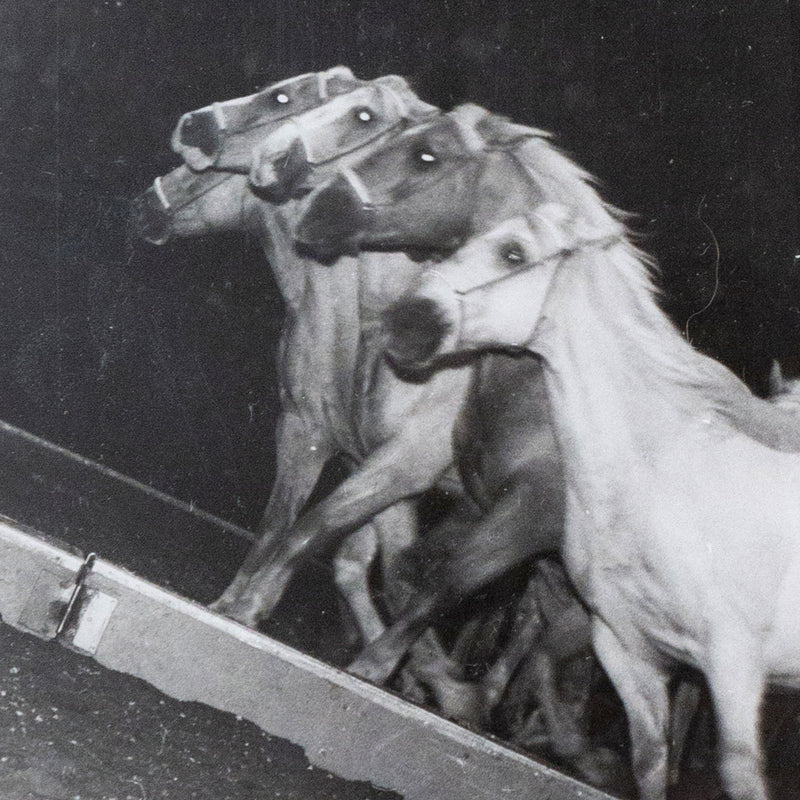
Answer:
[348,654,395,685]
[572,746,625,788]
[440,687,488,728]
[208,595,262,628]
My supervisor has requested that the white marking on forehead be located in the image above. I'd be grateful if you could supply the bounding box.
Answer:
[211,102,227,131]
[153,175,171,211]
[340,167,373,206]
[317,71,329,101]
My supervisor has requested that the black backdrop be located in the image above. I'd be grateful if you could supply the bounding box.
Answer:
[1,0,798,528]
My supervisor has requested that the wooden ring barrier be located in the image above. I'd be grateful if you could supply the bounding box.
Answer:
[0,420,618,800]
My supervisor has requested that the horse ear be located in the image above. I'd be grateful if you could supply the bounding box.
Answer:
[769,360,786,396]
[327,65,355,80]
[375,74,413,93]
[376,74,439,119]
[476,113,548,147]
[325,65,361,93]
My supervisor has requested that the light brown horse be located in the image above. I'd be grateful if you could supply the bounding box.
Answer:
[293,106,800,795]
[132,73,490,719]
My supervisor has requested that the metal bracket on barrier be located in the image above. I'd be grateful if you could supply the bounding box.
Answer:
[56,552,96,637]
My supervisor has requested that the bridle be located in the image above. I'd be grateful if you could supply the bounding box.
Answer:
[426,232,626,353]
[152,84,428,220]
[433,233,625,299]
[269,84,437,169]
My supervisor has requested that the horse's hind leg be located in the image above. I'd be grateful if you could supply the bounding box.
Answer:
[705,634,767,800]
[332,523,383,645]
[482,573,543,713]
[332,500,418,648]
[592,619,670,800]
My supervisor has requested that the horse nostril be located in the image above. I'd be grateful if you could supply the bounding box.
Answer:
[382,297,452,367]
[294,176,368,257]
[129,189,172,245]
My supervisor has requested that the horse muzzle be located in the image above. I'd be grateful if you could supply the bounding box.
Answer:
[293,173,371,259]
[249,137,312,200]
[382,296,455,370]
[171,108,224,171]
[129,183,173,245]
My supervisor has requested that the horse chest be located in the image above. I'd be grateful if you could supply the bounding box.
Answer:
[562,469,711,649]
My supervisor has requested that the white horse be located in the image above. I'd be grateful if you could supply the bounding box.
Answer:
[381,159,800,798]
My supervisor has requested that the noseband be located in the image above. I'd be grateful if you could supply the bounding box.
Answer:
[436,233,625,299]
[151,171,239,217]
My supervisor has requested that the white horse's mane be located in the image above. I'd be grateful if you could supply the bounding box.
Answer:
[507,128,800,444]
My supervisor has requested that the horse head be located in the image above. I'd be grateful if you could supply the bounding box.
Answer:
[292,106,551,260]
[131,71,438,245]
[171,66,363,171]
[129,167,251,245]
[382,211,618,370]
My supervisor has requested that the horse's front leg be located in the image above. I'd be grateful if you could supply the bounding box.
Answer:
[211,408,332,614]
[221,428,455,627]
[705,630,767,800]
[592,618,671,800]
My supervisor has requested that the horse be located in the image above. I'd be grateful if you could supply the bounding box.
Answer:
[294,105,800,458]
[769,361,800,410]
[171,65,363,172]
[133,73,493,718]
[294,107,800,797]
[375,150,800,799]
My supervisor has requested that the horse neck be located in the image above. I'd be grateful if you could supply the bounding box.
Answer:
[536,246,752,496]
[253,202,422,316]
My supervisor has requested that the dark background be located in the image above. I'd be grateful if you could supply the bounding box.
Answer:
[1,0,797,530]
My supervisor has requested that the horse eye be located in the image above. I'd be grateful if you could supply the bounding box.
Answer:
[500,242,526,266]
[412,147,438,168]
[354,107,375,123]
[272,91,291,105]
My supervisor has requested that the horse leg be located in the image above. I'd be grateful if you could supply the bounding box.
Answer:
[592,618,670,800]
[528,603,623,787]
[668,679,703,785]
[350,484,552,690]
[482,573,543,713]
[333,500,422,654]
[332,524,383,645]
[705,634,767,800]
[212,409,331,613]
[220,427,454,627]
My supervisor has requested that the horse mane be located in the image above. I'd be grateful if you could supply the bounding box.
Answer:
[507,132,800,449]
